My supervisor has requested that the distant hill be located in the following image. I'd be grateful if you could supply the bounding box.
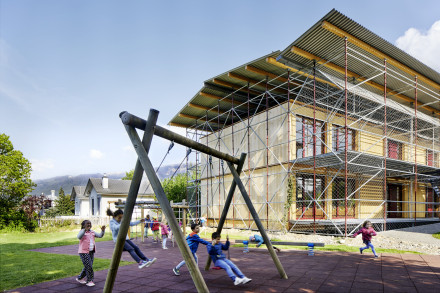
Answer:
[31,163,185,196]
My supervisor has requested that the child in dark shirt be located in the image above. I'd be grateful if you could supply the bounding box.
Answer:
[207,232,252,286]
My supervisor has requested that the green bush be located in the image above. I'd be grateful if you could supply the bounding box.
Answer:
[0,209,37,232]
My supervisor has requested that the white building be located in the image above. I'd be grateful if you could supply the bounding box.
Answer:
[70,175,154,217]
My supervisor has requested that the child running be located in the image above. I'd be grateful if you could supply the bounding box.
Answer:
[76,220,105,287]
[351,220,379,258]
[173,223,209,276]
[107,208,157,268]
[207,232,252,286]
[160,219,169,249]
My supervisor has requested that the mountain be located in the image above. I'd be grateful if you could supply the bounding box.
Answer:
[31,163,186,196]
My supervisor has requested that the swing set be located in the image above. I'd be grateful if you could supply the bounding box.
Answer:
[103,109,288,293]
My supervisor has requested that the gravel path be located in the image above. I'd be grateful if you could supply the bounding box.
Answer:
[210,223,440,255]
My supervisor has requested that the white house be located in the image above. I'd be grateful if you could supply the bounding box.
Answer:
[79,175,154,217]
[71,186,88,216]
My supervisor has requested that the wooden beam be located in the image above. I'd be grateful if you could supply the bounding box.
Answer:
[169,122,189,128]
[291,46,440,116]
[322,20,440,91]
[228,72,286,94]
[188,103,226,114]
[266,57,338,88]
[179,113,226,126]
[199,91,243,106]
[212,78,262,96]
[245,65,302,87]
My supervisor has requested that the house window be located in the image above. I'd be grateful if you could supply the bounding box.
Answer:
[296,116,325,158]
[332,126,355,151]
[332,178,356,218]
[426,150,438,167]
[91,198,95,216]
[387,140,402,160]
[296,174,325,219]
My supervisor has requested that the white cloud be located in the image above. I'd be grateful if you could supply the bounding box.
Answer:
[89,149,104,159]
[122,145,134,152]
[31,158,55,172]
[395,20,440,72]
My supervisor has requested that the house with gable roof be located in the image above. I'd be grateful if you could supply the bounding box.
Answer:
[71,174,154,217]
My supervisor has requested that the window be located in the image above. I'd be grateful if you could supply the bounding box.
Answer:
[332,126,355,151]
[332,178,356,218]
[91,198,95,216]
[387,140,402,160]
[296,116,325,158]
[426,150,438,167]
[296,174,325,219]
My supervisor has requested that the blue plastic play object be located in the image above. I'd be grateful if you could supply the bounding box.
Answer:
[307,243,315,256]
[243,240,249,253]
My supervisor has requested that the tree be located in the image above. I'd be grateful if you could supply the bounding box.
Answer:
[161,173,188,203]
[53,187,75,216]
[20,195,52,220]
[122,169,134,180]
[0,134,35,228]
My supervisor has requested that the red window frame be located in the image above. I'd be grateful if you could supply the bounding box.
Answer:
[332,126,355,151]
[387,140,402,160]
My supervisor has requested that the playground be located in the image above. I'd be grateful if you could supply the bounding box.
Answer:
[6,237,440,293]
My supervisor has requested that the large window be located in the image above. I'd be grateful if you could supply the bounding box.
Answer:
[387,140,402,160]
[426,150,438,167]
[332,126,355,151]
[296,116,325,158]
[332,178,356,218]
[426,188,439,218]
[296,174,325,219]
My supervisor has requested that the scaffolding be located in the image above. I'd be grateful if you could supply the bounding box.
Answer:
[170,10,440,236]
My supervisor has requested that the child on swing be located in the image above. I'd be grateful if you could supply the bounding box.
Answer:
[107,208,157,268]
[207,232,252,286]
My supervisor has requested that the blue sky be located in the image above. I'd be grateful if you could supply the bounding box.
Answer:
[1,0,439,180]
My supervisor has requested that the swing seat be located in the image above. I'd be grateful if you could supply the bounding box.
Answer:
[212,266,222,270]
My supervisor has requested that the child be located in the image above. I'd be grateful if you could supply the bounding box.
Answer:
[351,220,379,258]
[107,208,157,268]
[160,219,169,249]
[144,215,151,238]
[151,217,160,243]
[249,234,281,253]
[76,220,105,287]
[207,232,252,286]
[173,223,209,276]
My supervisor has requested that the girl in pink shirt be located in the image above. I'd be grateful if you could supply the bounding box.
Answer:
[160,219,169,249]
[76,220,105,287]
[351,220,378,258]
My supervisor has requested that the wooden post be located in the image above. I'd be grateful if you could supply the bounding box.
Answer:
[124,118,209,292]
[204,153,246,271]
[103,109,158,293]
[227,155,288,280]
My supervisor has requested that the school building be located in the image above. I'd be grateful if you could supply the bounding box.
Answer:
[169,9,440,235]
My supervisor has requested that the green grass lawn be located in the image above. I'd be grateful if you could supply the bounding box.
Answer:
[0,231,132,291]
[433,232,440,240]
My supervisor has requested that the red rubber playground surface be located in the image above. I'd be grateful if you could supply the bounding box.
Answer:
[8,238,440,293]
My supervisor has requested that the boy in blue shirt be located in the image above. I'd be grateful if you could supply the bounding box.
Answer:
[173,223,209,276]
[207,232,252,286]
